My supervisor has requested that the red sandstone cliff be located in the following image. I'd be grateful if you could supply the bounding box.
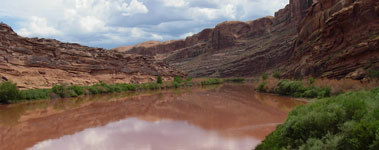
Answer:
[115,0,379,79]
[0,23,183,89]
[284,0,379,79]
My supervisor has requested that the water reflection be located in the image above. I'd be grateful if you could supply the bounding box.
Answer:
[29,118,258,150]
[0,84,305,150]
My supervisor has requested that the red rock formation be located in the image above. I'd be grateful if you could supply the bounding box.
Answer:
[115,0,379,79]
[285,0,379,79]
[114,0,308,77]
[0,23,184,89]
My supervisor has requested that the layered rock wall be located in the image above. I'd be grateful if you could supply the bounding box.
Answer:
[285,0,379,79]
[0,23,183,89]
[116,0,379,79]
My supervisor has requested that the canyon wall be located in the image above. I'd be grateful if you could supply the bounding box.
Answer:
[284,0,379,79]
[116,0,379,79]
[0,23,183,89]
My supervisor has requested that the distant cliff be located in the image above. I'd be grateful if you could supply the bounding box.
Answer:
[115,0,379,79]
[0,23,183,89]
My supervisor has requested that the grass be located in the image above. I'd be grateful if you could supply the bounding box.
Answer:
[275,79,331,98]
[256,87,379,150]
[256,79,331,99]
[0,77,224,104]
[201,78,223,86]
[224,78,245,83]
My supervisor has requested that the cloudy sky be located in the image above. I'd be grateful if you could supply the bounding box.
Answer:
[0,0,288,49]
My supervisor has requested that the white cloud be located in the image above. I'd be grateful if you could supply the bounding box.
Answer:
[79,16,107,33]
[152,34,163,40]
[161,0,189,7]
[0,0,289,48]
[121,0,149,16]
[180,32,194,39]
[17,16,61,37]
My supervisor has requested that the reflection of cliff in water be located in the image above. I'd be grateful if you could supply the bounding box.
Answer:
[0,84,305,150]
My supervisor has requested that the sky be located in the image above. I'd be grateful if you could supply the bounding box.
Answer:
[0,0,288,49]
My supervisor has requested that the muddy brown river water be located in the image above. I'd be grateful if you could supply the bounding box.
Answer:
[0,84,305,150]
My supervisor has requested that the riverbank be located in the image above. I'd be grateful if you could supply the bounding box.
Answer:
[256,87,379,150]
[253,75,379,99]
[0,77,227,104]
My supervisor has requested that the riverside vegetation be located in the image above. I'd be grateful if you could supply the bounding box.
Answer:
[0,76,227,104]
[256,87,379,150]
[255,71,379,150]
[257,73,331,99]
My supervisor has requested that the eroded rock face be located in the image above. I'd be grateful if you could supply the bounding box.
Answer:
[115,0,378,79]
[116,15,298,77]
[0,23,183,89]
[285,0,379,79]
[113,0,311,77]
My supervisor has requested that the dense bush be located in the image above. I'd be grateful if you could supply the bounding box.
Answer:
[19,89,49,100]
[201,78,223,86]
[275,80,330,98]
[0,82,19,103]
[257,81,267,92]
[273,71,281,79]
[225,78,245,83]
[309,77,315,85]
[171,81,181,88]
[256,87,379,150]
[138,83,161,90]
[157,75,163,84]
[262,72,268,81]
[174,76,183,83]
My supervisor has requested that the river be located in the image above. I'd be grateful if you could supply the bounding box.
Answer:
[0,84,305,150]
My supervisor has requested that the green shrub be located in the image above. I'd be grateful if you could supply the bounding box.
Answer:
[256,88,379,150]
[157,75,163,84]
[262,72,268,81]
[225,78,245,83]
[171,81,180,88]
[273,71,281,79]
[52,84,82,98]
[67,85,84,96]
[0,81,20,103]
[257,81,267,92]
[367,69,379,78]
[309,77,315,85]
[52,84,65,97]
[19,89,49,100]
[186,77,192,82]
[275,80,330,98]
[174,76,183,83]
[201,78,222,86]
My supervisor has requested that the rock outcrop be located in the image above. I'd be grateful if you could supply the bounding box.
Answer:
[0,23,183,89]
[115,0,379,79]
[284,0,379,79]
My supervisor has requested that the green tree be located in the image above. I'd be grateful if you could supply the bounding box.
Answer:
[0,81,19,103]
[157,75,163,84]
